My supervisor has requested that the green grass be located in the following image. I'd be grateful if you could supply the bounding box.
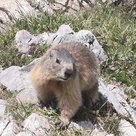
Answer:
[0,5,136,135]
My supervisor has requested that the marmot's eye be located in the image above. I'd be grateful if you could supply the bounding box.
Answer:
[56,58,60,64]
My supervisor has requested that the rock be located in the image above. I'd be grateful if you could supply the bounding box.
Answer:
[28,0,80,14]
[99,80,136,127]
[16,89,38,104]
[0,99,7,117]
[0,66,38,104]
[76,30,107,62]
[0,0,37,33]
[0,66,3,73]
[0,117,10,135]
[46,26,108,62]
[119,119,136,136]
[0,107,19,136]
[16,131,35,136]
[21,58,40,72]
[22,113,50,136]
[46,24,74,45]
[69,121,113,136]
[56,24,74,35]
[130,99,136,109]
[28,0,54,15]
[27,0,121,15]
[91,128,113,136]
[0,66,32,92]
[90,123,114,136]
[34,32,49,45]
[15,24,107,62]
[0,0,37,18]
[108,84,129,100]
[78,121,93,130]
[107,84,136,125]
[132,3,136,18]
[68,122,83,131]
[14,30,36,54]
[1,121,20,136]
[99,80,128,116]
[14,30,49,54]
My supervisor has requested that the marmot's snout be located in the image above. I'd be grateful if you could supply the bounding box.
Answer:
[64,68,73,80]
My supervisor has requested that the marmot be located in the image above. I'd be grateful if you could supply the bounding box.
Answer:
[30,42,100,128]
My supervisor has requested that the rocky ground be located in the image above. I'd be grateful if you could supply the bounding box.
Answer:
[0,0,136,136]
[0,25,136,135]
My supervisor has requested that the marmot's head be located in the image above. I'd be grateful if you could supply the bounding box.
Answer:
[42,48,76,81]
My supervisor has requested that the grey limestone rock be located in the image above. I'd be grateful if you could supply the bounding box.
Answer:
[0,117,10,135]
[69,121,113,136]
[15,24,108,62]
[1,121,20,136]
[22,113,50,136]
[78,121,93,130]
[0,0,37,33]
[119,119,136,136]
[0,65,38,104]
[16,131,35,136]
[130,99,136,109]
[99,80,136,128]
[14,30,49,54]
[0,114,20,136]
[0,66,3,73]
[0,99,7,117]
[0,66,32,92]
[16,89,38,105]
[14,30,36,54]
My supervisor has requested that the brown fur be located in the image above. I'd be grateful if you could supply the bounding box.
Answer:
[30,43,100,127]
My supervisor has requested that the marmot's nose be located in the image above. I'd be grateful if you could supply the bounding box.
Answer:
[64,68,73,79]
